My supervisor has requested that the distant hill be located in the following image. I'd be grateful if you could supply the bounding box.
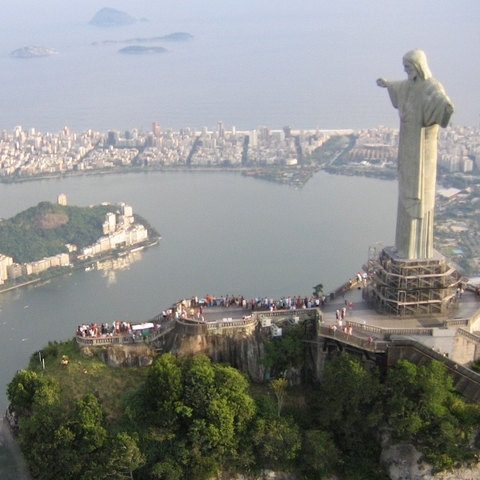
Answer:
[89,7,136,27]
[118,46,167,55]
[0,201,160,265]
[10,46,58,58]
[0,202,118,263]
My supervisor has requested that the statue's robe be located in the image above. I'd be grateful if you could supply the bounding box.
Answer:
[387,78,453,259]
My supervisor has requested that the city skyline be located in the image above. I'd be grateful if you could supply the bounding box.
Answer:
[0,122,478,180]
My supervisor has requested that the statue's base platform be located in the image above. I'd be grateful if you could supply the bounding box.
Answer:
[367,246,462,317]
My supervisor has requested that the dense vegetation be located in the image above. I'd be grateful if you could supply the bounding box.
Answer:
[0,201,159,264]
[0,201,117,263]
[8,340,480,480]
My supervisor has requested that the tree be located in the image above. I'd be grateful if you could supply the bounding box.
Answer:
[69,394,108,456]
[385,360,454,438]
[7,369,56,416]
[13,374,64,479]
[9,373,116,480]
[142,353,185,427]
[318,354,383,440]
[384,359,480,470]
[313,283,324,297]
[251,417,301,470]
[300,429,340,479]
[316,354,384,479]
[136,354,256,480]
[102,432,145,480]
[182,355,216,419]
[263,324,304,377]
[270,378,288,417]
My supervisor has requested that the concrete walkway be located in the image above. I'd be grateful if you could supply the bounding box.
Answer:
[184,286,480,358]
[194,306,252,323]
[322,285,480,356]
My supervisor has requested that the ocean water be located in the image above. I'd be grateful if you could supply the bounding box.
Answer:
[0,0,478,134]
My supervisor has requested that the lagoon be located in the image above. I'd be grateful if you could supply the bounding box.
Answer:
[0,169,396,478]
[0,170,396,408]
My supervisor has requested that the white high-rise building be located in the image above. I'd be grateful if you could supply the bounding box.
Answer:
[57,193,67,206]
[0,255,13,284]
[103,212,116,234]
[121,203,133,217]
[250,130,258,147]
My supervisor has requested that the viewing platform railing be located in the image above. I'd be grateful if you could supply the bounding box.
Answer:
[205,315,257,331]
[76,334,133,346]
[317,325,389,352]
[345,320,434,339]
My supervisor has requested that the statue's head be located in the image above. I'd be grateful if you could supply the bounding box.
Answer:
[402,49,432,80]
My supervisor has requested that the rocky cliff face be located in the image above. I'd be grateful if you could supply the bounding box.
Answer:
[168,328,268,382]
[80,344,154,368]
[381,444,432,479]
[381,443,480,480]
[82,327,267,380]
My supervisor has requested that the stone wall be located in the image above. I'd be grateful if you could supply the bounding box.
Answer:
[452,329,480,366]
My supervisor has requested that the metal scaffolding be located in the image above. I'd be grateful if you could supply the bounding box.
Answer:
[366,247,462,317]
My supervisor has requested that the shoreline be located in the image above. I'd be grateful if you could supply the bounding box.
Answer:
[0,238,160,295]
[0,166,250,184]
[0,163,414,188]
[0,164,327,187]
[0,278,42,294]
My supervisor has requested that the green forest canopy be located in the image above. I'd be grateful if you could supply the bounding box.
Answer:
[8,341,480,480]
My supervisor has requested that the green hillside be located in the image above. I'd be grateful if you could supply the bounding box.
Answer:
[8,341,480,480]
[0,201,119,263]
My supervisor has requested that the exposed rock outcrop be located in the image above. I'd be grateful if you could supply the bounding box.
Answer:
[212,471,302,480]
[80,344,154,367]
[167,328,267,382]
[381,443,480,480]
[381,444,432,480]
[426,466,480,480]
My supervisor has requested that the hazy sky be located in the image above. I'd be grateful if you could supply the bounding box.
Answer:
[0,1,479,131]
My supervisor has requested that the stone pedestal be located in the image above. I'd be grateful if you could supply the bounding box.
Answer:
[367,246,461,317]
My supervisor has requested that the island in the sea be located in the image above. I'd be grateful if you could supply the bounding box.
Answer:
[0,196,160,290]
[10,46,58,58]
[89,7,136,27]
[92,32,194,47]
[118,46,167,55]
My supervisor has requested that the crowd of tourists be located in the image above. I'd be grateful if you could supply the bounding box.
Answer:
[187,294,329,311]
[76,321,132,338]
[75,286,355,339]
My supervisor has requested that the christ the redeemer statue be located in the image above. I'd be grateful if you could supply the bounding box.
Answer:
[377,49,454,259]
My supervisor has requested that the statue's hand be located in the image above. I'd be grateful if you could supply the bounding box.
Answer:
[445,103,454,116]
[376,77,388,88]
